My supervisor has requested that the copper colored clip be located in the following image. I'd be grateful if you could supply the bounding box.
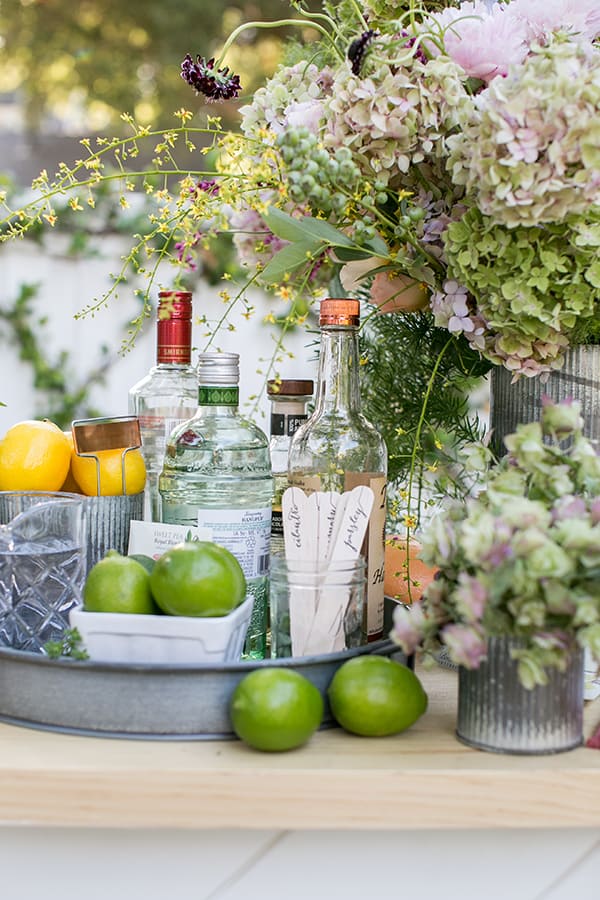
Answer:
[71,416,142,496]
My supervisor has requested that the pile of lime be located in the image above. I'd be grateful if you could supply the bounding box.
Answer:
[229,655,428,753]
[82,541,246,617]
[83,546,429,756]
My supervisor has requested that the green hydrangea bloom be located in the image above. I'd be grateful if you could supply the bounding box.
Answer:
[448,38,600,226]
[444,207,600,370]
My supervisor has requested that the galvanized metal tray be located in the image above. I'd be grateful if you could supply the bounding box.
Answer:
[0,638,407,740]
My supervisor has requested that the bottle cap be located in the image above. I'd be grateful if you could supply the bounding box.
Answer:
[320,298,360,327]
[158,290,192,320]
[197,351,239,385]
[267,379,314,397]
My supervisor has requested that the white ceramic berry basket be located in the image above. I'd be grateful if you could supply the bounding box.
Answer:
[69,595,253,665]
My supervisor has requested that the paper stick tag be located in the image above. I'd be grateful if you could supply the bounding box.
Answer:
[329,486,374,564]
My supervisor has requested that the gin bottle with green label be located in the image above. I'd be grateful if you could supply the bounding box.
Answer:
[159,352,273,659]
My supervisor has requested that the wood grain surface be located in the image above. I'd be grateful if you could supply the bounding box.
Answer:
[0,665,599,830]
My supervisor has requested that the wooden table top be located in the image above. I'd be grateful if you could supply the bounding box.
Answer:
[0,664,599,830]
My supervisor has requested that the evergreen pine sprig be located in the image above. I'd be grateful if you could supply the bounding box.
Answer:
[359,310,490,524]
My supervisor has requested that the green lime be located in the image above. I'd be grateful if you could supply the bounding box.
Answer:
[129,553,156,574]
[230,668,324,752]
[83,550,157,615]
[327,655,428,737]
[149,541,246,617]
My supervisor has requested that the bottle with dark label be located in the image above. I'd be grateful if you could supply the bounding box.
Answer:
[287,298,387,641]
[267,378,314,558]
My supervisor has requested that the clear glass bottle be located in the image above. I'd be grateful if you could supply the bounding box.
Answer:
[159,351,273,660]
[267,378,314,557]
[128,290,198,521]
[287,298,388,642]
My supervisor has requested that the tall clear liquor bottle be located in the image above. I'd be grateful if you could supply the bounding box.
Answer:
[159,352,273,660]
[128,290,198,521]
[287,298,388,641]
[267,378,314,558]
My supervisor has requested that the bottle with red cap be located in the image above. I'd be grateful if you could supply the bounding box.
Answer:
[287,298,388,642]
[128,289,198,521]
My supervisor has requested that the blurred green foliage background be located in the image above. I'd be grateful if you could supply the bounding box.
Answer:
[0,0,320,181]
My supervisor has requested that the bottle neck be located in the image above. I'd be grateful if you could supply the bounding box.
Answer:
[156,315,192,365]
[314,325,361,417]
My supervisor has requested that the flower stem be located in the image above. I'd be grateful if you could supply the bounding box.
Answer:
[404,335,454,600]
[216,19,341,67]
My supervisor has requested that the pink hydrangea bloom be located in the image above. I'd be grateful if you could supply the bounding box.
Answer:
[442,623,488,669]
[453,573,488,623]
[286,99,326,134]
[391,602,427,656]
[423,1,529,82]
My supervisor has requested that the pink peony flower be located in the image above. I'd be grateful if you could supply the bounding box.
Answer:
[339,256,384,292]
[370,272,430,313]
[422,1,529,82]
[509,0,600,42]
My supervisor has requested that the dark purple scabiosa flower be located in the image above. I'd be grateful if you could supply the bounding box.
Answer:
[181,54,241,102]
[400,30,428,65]
[347,30,377,76]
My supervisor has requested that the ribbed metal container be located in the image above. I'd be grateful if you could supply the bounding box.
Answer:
[457,637,584,754]
[85,493,144,570]
[489,346,600,456]
[0,491,144,573]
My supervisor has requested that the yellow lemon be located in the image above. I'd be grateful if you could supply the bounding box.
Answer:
[0,419,71,491]
[71,447,146,496]
[59,430,83,494]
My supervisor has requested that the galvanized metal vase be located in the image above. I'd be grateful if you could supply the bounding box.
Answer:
[489,345,600,456]
[456,636,584,754]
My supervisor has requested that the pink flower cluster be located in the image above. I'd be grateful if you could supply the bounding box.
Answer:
[422,0,600,84]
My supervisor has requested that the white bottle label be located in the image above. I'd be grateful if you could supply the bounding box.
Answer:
[128,520,206,559]
[196,508,271,579]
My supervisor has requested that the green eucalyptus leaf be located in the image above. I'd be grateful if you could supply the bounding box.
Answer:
[264,207,354,248]
[262,207,321,244]
[333,246,379,262]
[364,234,390,257]
[260,240,322,283]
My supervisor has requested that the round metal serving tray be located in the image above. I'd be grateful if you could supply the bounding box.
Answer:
[0,638,408,740]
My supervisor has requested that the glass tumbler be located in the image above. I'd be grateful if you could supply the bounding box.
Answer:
[0,492,86,652]
[269,554,366,658]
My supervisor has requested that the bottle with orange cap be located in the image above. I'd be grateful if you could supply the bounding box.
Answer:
[287,297,388,642]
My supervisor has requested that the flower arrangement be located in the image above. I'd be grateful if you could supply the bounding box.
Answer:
[1,0,600,526]
[392,399,600,688]
[185,0,600,381]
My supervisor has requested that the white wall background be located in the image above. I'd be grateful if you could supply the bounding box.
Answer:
[0,236,318,436]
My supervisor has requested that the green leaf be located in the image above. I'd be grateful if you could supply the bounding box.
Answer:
[333,246,379,262]
[364,234,389,257]
[260,240,323,283]
[263,207,354,248]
